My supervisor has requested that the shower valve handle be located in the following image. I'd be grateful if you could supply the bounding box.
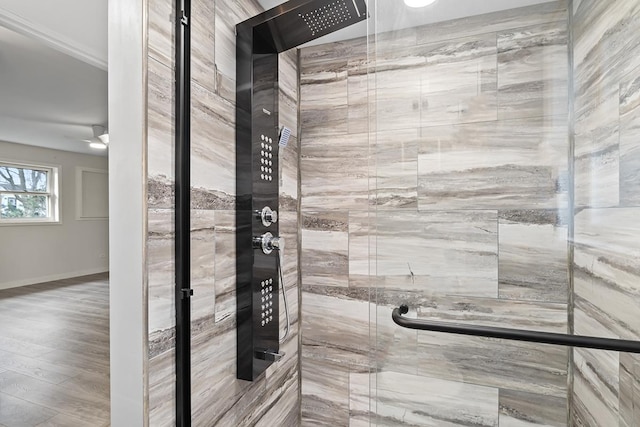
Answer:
[253,232,284,255]
[258,206,278,227]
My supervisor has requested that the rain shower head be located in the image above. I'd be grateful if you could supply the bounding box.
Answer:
[239,0,368,53]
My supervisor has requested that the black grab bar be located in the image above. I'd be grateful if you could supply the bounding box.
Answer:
[392,305,640,354]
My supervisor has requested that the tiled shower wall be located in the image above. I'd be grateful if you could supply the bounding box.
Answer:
[572,1,640,425]
[145,0,300,425]
[300,1,572,426]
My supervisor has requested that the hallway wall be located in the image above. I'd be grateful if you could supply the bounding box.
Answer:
[144,0,300,425]
[571,1,640,424]
[299,1,571,425]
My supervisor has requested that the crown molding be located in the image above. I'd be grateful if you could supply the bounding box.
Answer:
[0,6,107,70]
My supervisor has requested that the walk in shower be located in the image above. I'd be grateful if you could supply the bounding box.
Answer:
[298,0,640,425]
[145,0,640,425]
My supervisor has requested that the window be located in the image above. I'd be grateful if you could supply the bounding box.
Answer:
[0,162,59,224]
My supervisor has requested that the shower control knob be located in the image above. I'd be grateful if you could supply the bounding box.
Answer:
[254,232,284,255]
[260,206,278,227]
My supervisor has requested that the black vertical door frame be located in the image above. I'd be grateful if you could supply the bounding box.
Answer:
[175,0,192,425]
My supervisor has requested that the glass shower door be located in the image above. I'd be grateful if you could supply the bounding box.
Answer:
[370,0,640,426]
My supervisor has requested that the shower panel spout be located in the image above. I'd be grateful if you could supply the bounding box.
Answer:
[235,0,367,381]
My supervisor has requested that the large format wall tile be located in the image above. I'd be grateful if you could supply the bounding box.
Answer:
[497,21,568,120]
[574,208,640,340]
[350,371,499,427]
[418,116,568,210]
[374,129,419,209]
[499,389,567,427]
[301,212,349,288]
[416,1,567,46]
[620,73,640,206]
[498,210,568,302]
[373,210,498,297]
[300,133,369,211]
[421,33,498,126]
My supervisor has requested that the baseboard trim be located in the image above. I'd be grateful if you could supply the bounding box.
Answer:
[0,268,109,290]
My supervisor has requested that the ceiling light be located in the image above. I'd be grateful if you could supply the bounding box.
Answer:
[89,142,108,150]
[404,0,437,7]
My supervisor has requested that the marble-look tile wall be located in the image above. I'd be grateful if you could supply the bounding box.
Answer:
[572,1,640,425]
[300,1,571,426]
[146,0,300,425]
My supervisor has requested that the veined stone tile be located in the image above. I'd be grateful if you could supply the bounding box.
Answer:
[416,1,567,46]
[574,208,640,340]
[190,210,216,324]
[417,331,567,397]
[573,0,640,92]
[348,211,374,279]
[498,210,568,302]
[214,211,236,323]
[373,210,498,297]
[301,132,369,160]
[300,156,369,211]
[148,209,175,334]
[148,58,174,182]
[191,82,236,199]
[374,302,418,376]
[214,0,262,81]
[280,134,299,211]
[301,212,349,288]
[497,21,569,120]
[572,299,620,427]
[299,39,366,74]
[279,49,298,135]
[416,296,567,333]
[148,0,173,68]
[190,0,216,94]
[347,65,375,135]
[574,83,620,209]
[572,346,619,427]
[300,68,349,136]
[373,129,419,209]
[149,348,175,427]
[421,33,497,126]
[618,353,640,427]
[418,116,568,210]
[301,356,349,426]
[279,211,299,293]
[499,389,567,427]
[620,73,640,206]
[301,292,370,364]
[351,371,499,427]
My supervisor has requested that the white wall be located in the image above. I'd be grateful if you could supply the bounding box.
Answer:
[108,0,147,424]
[0,141,109,289]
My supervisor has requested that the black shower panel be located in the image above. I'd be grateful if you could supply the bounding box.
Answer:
[236,0,367,382]
[236,50,281,381]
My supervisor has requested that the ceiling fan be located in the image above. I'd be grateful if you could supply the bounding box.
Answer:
[83,124,109,150]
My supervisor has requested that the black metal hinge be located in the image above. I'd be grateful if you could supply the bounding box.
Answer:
[181,10,189,26]
[181,288,194,299]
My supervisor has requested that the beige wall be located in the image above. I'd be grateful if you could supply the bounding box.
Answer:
[0,141,109,289]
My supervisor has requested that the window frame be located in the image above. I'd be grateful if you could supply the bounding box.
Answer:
[0,160,60,225]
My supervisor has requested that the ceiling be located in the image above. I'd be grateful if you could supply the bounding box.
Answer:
[0,0,555,156]
[0,1,108,156]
